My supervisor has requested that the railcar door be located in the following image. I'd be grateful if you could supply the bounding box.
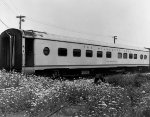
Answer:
[25,38,34,67]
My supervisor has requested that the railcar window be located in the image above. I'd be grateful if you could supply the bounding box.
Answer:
[134,54,137,59]
[97,51,103,58]
[129,53,133,59]
[106,51,111,58]
[123,53,127,59]
[144,55,147,59]
[73,49,81,57]
[43,47,50,56]
[140,54,143,59]
[118,52,122,59]
[86,50,93,57]
[58,48,67,56]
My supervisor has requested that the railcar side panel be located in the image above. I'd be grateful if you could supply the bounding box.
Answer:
[33,38,149,71]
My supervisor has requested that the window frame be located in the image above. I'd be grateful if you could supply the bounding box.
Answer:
[106,51,112,58]
[129,53,133,59]
[58,48,67,56]
[118,52,122,59]
[86,50,93,57]
[97,51,103,58]
[123,53,127,59]
[73,49,81,57]
[140,54,143,59]
[43,47,50,56]
[134,54,137,59]
[144,55,147,59]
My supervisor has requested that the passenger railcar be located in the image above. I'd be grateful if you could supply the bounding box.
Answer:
[0,28,149,75]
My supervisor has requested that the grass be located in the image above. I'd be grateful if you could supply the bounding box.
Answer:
[0,70,150,116]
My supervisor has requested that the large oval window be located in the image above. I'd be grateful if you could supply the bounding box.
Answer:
[43,47,50,56]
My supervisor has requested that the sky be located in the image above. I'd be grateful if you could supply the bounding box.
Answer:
[0,0,150,48]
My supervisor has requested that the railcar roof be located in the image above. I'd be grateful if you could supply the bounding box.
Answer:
[22,29,148,52]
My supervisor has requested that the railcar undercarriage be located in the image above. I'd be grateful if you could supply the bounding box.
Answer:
[34,66,149,80]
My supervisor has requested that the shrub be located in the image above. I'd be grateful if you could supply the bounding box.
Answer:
[1,70,150,117]
[29,80,131,117]
[105,73,149,88]
[0,70,22,89]
[0,87,37,115]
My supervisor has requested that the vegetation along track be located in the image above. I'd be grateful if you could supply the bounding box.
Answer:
[1,70,150,117]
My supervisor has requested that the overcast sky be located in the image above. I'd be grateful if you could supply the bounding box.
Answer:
[0,0,150,47]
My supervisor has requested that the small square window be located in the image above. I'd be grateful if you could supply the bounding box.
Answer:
[86,50,93,57]
[144,55,147,59]
[118,52,122,59]
[106,51,111,58]
[140,54,143,59]
[123,53,127,59]
[129,53,133,59]
[73,49,81,57]
[134,54,137,59]
[97,51,103,58]
[58,48,67,56]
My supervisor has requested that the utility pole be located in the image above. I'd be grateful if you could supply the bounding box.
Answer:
[113,36,117,44]
[16,15,25,29]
